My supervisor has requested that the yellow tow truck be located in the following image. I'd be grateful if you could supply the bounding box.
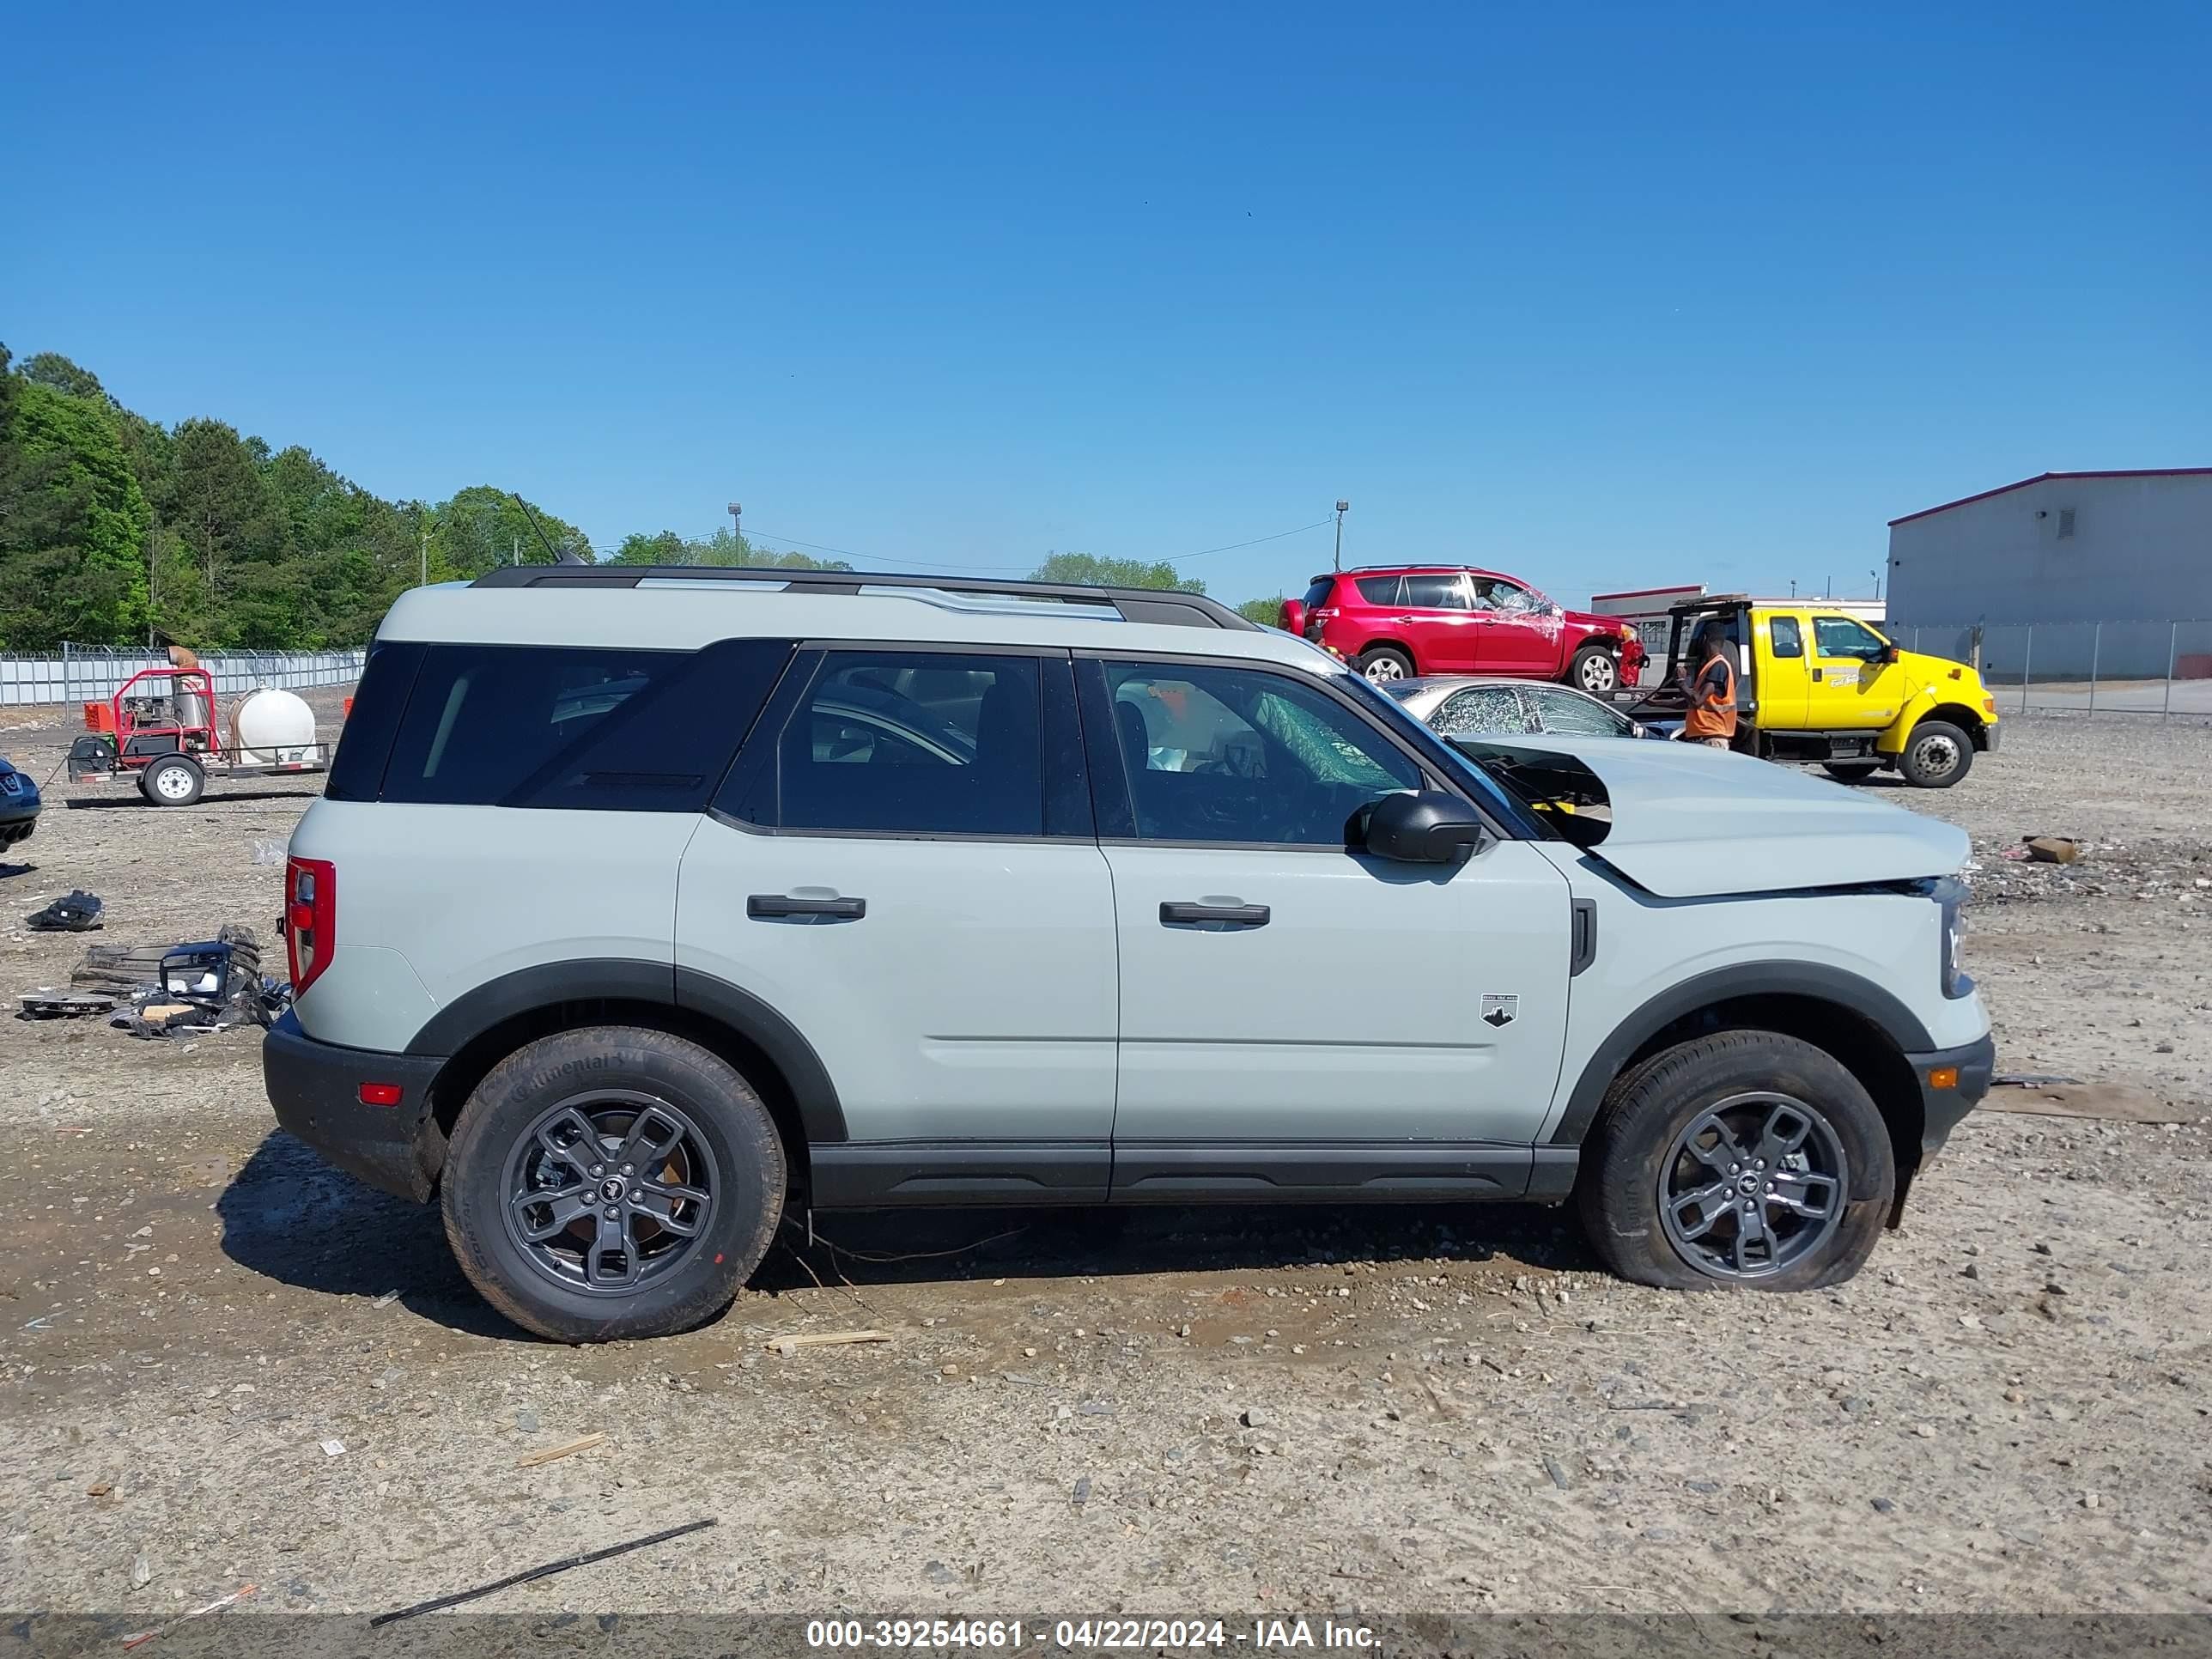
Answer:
[1625,594,2001,788]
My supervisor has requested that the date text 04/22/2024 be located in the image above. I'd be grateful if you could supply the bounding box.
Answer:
[804,1619,1382,1650]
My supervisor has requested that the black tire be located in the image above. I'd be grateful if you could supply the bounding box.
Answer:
[138,754,204,806]
[1576,1030,1894,1292]
[1899,719,1973,788]
[1567,645,1620,696]
[1821,762,1882,783]
[441,1026,787,1342]
[1355,645,1415,684]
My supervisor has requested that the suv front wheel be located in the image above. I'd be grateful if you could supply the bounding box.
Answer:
[1577,1031,1893,1291]
[441,1027,787,1342]
[1567,645,1620,695]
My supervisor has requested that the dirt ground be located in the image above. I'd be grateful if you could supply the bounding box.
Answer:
[1,696,2207,1626]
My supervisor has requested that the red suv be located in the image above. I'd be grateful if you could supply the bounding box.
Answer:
[1281,566,1647,694]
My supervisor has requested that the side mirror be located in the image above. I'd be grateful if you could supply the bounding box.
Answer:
[1879,643,1899,665]
[1358,790,1491,864]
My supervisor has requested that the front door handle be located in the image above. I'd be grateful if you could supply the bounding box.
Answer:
[747,895,866,921]
[1812,668,1825,682]
[1159,902,1270,927]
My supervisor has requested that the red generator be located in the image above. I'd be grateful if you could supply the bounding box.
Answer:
[67,666,333,806]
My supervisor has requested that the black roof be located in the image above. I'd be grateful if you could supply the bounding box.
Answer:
[470,565,1259,631]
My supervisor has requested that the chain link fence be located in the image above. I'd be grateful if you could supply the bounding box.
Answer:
[0,644,365,708]
[1896,620,2212,719]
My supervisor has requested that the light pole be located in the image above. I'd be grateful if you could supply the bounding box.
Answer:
[728,501,743,563]
[1333,500,1350,572]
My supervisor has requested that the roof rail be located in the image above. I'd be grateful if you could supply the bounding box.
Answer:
[468,565,1261,630]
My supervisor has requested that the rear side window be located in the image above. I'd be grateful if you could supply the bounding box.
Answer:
[744,650,1046,837]
[1353,576,1402,605]
[1402,574,1468,610]
[1768,616,1804,659]
[325,641,424,801]
[378,640,791,810]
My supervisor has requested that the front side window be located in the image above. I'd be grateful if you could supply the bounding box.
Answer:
[1477,579,1538,615]
[1813,617,1888,662]
[1520,684,1634,736]
[763,651,1044,836]
[1102,661,1420,846]
[1431,684,1533,737]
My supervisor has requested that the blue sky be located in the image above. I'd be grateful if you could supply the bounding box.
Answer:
[4,0,2206,607]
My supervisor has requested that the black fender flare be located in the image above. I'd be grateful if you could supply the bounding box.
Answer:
[404,958,848,1144]
[1549,961,1934,1146]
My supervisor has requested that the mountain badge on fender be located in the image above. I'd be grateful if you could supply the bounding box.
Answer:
[1481,994,1519,1028]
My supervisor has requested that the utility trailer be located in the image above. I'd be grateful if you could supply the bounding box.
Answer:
[66,665,332,806]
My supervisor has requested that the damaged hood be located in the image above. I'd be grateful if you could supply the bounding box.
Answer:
[1455,733,1970,898]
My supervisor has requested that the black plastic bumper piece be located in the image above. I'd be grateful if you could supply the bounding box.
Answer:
[263,1010,448,1201]
[1906,1031,1996,1166]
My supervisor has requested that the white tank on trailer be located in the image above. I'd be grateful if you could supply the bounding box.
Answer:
[228,686,319,765]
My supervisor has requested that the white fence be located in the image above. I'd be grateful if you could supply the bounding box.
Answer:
[0,645,365,708]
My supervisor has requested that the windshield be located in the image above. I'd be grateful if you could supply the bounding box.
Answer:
[1335,670,1549,840]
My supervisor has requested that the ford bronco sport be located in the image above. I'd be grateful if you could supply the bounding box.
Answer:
[265,567,1992,1341]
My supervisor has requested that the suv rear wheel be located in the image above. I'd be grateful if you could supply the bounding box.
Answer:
[1567,645,1620,695]
[1577,1030,1893,1291]
[441,1026,786,1342]
[1355,645,1414,683]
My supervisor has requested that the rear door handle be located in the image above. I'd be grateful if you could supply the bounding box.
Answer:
[747,895,866,921]
[1159,902,1270,927]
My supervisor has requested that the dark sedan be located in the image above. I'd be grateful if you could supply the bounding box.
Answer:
[0,755,41,850]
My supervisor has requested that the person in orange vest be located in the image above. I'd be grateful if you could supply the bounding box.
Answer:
[1676,622,1738,750]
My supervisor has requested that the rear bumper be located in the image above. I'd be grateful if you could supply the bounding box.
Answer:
[1905,1030,1996,1166]
[263,1010,447,1201]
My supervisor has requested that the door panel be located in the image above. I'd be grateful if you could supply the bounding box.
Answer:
[678,648,1117,1146]
[1807,614,1902,731]
[1754,611,1811,726]
[1086,654,1574,1153]
[679,830,1117,1141]
[1106,842,1573,1145]
[1401,573,1483,672]
[1469,578,1560,675]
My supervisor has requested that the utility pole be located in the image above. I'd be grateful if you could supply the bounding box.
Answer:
[728,501,743,563]
[514,535,520,567]
[148,507,160,646]
[420,526,428,588]
[1789,580,1797,599]
[1871,567,1882,602]
[1333,500,1350,572]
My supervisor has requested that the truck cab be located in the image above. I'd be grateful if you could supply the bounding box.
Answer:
[1629,595,2001,787]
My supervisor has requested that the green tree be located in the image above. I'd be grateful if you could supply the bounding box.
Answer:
[1237,595,1288,627]
[607,528,851,570]
[0,372,152,649]
[18,352,110,403]
[434,485,592,574]
[1029,552,1202,592]
[170,417,282,597]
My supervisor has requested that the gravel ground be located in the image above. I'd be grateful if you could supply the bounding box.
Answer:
[0,702,2207,1626]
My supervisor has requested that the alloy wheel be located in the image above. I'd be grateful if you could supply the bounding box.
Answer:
[501,1091,719,1294]
[1657,1091,1846,1279]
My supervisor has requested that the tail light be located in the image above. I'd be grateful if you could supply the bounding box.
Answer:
[286,856,336,995]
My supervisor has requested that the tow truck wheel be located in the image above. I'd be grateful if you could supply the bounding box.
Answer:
[1569,645,1620,695]
[139,754,205,806]
[1899,720,1973,789]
